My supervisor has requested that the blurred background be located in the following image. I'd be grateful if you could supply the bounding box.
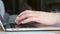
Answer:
[2,0,60,15]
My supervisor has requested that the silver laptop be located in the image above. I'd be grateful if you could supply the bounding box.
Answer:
[0,14,60,32]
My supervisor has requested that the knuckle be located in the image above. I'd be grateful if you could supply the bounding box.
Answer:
[25,10,32,12]
[27,14,33,17]
[25,10,29,12]
[27,13,30,15]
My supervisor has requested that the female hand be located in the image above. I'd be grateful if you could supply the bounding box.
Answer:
[15,10,58,25]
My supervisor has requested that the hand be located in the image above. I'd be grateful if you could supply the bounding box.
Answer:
[15,10,58,25]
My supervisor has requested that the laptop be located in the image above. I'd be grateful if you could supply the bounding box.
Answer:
[0,14,60,32]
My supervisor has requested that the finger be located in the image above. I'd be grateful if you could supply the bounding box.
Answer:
[15,16,22,24]
[19,10,33,17]
[20,17,36,24]
[15,13,33,24]
[20,18,33,24]
[18,13,35,21]
[15,14,32,24]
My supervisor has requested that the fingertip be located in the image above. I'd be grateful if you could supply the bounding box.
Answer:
[15,20,21,25]
[20,21,27,24]
[15,22,21,25]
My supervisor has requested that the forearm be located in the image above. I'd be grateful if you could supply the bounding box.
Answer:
[47,13,60,24]
[36,11,60,25]
[55,13,60,23]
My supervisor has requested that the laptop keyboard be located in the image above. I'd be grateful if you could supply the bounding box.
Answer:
[5,22,39,28]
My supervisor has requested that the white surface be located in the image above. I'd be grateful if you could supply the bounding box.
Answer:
[0,0,5,18]
[0,32,56,34]
[6,27,60,31]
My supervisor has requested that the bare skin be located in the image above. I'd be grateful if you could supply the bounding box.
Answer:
[15,10,60,25]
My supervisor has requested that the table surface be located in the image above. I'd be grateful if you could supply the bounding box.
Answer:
[0,31,60,34]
